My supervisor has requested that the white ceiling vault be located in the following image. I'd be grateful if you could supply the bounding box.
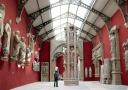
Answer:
[25,0,119,41]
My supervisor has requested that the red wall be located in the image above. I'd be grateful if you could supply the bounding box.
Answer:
[83,42,95,81]
[0,0,40,90]
[39,41,50,62]
[39,41,50,81]
[56,55,64,75]
[92,9,128,85]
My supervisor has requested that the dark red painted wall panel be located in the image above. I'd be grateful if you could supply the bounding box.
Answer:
[39,41,50,62]
[0,0,40,90]
[56,55,64,75]
[83,42,95,81]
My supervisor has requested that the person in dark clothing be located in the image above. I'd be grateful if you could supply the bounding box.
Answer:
[54,70,59,87]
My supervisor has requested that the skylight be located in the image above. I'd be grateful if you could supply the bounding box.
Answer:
[77,7,88,19]
[61,5,68,14]
[51,6,60,18]
[69,4,78,15]
[49,0,95,41]
[50,0,59,4]
[74,20,82,28]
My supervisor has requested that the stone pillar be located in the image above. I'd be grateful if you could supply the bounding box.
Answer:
[50,60,56,81]
[64,26,79,85]
[80,59,84,80]
[109,25,121,85]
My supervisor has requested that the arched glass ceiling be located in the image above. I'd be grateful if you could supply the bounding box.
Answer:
[49,0,95,41]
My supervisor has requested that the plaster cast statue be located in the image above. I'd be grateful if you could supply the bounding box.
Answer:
[0,4,5,49]
[1,21,12,59]
[10,31,21,60]
[27,33,34,52]
[35,51,39,62]
[109,29,116,58]
[123,39,128,72]
[89,67,92,78]
[85,67,88,78]
[19,37,26,67]
[26,47,32,61]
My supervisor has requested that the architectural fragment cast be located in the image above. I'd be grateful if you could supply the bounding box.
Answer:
[109,25,121,85]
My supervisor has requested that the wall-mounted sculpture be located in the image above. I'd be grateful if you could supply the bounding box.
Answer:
[32,51,40,71]
[18,37,26,69]
[27,33,34,53]
[16,0,29,23]
[109,25,121,85]
[124,13,128,29]
[92,43,103,78]
[1,21,12,60]
[123,39,128,72]
[26,47,32,65]
[10,31,21,61]
[0,4,5,50]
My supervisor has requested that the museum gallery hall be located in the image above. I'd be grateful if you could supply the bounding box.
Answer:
[0,0,128,90]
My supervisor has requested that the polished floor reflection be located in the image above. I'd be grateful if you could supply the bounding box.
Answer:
[11,81,128,90]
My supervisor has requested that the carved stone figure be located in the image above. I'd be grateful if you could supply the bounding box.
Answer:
[89,67,92,78]
[35,51,39,62]
[10,31,21,61]
[0,4,5,50]
[123,39,128,72]
[109,29,117,58]
[18,37,26,68]
[85,67,88,78]
[27,33,34,53]
[1,21,12,60]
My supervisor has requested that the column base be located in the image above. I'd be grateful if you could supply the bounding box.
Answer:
[111,71,122,85]
[64,80,79,86]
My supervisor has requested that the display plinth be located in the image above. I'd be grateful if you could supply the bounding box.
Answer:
[64,80,79,86]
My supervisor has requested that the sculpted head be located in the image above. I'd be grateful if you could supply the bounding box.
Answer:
[0,4,5,19]
[15,31,20,35]
[21,37,26,42]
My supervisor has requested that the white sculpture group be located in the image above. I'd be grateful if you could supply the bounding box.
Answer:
[123,39,128,72]
[0,4,35,69]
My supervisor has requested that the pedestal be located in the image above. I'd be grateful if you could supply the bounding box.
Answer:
[64,80,79,86]
[111,58,121,85]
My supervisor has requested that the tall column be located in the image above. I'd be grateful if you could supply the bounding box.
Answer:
[64,25,79,85]
[109,25,121,85]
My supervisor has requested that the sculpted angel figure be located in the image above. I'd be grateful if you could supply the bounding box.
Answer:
[0,4,5,50]
[19,37,26,67]
[27,33,34,53]
[1,21,12,59]
[10,31,21,60]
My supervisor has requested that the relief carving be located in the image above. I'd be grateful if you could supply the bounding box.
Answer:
[18,37,26,68]
[123,39,128,72]
[10,31,21,61]
[0,4,5,50]
[1,21,12,60]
